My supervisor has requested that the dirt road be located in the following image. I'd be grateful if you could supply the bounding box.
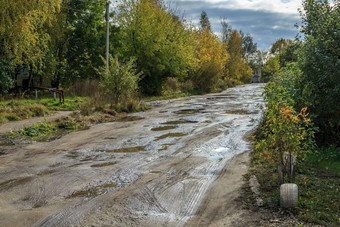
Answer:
[0,84,265,226]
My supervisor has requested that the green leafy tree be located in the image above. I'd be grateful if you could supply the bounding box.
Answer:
[0,58,13,93]
[279,41,301,68]
[118,0,194,95]
[270,38,293,55]
[63,0,108,85]
[199,11,211,31]
[97,55,142,106]
[296,0,340,145]
[240,31,257,58]
[261,55,281,82]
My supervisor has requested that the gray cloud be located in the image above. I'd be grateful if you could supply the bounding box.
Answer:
[165,0,301,50]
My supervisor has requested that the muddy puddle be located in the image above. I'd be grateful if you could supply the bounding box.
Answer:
[66,183,116,199]
[151,126,176,131]
[0,137,14,147]
[116,116,144,122]
[37,170,55,176]
[175,109,203,114]
[149,171,162,174]
[161,120,197,125]
[91,162,115,168]
[226,110,247,114]
[155,133,188,141]
[80,156,98,162]
[65,151,80,159]
[158,143,174,151]
[103,137,116,140]
[96,146,146,153]
[0,177,33,191]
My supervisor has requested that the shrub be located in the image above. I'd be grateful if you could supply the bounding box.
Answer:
[20,120,56,137]
[96,55,142,106]
[254,81,316,183]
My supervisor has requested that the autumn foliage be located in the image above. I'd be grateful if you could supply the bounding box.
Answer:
[0,0,256,95]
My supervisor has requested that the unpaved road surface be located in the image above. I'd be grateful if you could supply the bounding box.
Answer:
[0,84,265,226]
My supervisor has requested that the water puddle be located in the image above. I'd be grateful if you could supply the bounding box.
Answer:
[49,162,63,168]
[96,146,146,153]
[0,137,14,148]
[65,183,116,199]
[150,171,162,174]
[37,170,55,176]
[0,177,33,191]
[211,155,224,160]
[151,126,176,131]
[208,95,238,100]
[161,120,197,125]
[65,152,80,159]
[0,142,12,147]
[226,110,247,114]
[214,147,230,153]
[104,137,117,140]
[80,156,96,162]
[158,143,174,151]
[175,109,202,114]
[155,133,188,141]
[116,116,144,122]
[69,163,84,168]
[91,162,115,167]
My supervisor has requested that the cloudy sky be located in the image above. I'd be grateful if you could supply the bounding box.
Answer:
[164,0,303,50]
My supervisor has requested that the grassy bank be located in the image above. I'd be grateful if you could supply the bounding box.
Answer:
[0,97,85,124]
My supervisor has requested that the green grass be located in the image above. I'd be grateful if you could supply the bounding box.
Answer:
[0,96,86,124]
[7,118,84,141]
[249,146,340,226]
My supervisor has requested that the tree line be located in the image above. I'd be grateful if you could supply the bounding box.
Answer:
[0,0,258,96]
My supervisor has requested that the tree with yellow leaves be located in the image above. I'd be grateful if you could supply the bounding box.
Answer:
[226,30,253,84]
[0,0,62,67]
[191,11,228,91]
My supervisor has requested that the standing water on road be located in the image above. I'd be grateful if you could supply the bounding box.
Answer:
[0,84,265,227]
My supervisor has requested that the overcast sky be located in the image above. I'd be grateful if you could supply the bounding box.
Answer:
[164,0,303,50]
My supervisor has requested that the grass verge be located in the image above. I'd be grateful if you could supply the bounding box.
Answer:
[7,118,85,142]
[246,146,340,226]
[0,97,86,124]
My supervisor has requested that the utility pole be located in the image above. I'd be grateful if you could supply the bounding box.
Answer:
[106,0,110,66]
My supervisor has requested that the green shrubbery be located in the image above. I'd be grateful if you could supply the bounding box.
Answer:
[96,55,142,107]
[19,120,56,137]
[252,2,340,224]
[254,78,316,182]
